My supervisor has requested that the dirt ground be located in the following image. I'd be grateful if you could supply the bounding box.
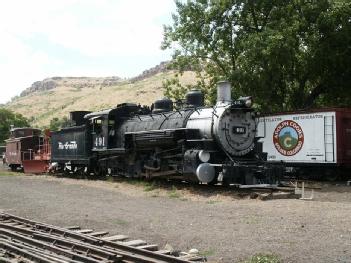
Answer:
[0,165,350,263]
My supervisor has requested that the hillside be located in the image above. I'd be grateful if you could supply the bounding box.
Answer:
[5,67,197,128]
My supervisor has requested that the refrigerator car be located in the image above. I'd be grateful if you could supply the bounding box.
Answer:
[257,109,351,179]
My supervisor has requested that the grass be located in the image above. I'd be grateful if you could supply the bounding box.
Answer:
[143,181,157,192]
[114,218,129,226]
[241,253,281,263]
[206,200,220,205]
[125,179,155,188]
[150,191,160,197]
[168,185,181,199]
[198,249,215,257]
[0,171,20,176]
[124,179,145,186]
[123,179,161,193]
[106,176,115,182]
[244,215,262,225]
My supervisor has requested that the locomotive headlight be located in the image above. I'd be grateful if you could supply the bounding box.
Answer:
[234,96,253,108]
[245,98,253,108]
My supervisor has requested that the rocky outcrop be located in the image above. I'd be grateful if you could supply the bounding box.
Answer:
[19,76,122,97]
[130,61,171,83]
[102,77,122,86]
[20,79,57,96]
[17,61,185,98]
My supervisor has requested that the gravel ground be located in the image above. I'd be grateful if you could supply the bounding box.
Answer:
[0,167,350,262]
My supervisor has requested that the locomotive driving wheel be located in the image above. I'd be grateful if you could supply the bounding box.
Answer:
[93,165,106,178]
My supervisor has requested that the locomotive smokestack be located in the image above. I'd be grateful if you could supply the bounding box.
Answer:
[217,81,231,103]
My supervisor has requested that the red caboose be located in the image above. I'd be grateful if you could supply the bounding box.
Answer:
[5,128,41,171]
[22,130,51,174]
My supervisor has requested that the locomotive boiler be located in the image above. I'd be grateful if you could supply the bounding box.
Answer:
[51,81,280,185]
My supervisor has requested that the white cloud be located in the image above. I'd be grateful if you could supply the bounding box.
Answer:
[0,31,54,102]
[0,0,175,103]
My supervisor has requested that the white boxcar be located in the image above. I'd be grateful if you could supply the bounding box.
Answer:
[257,109,351,175]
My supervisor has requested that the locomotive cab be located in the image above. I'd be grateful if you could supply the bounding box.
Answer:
[91,117,116,149]
[85,103,147,152]
[86,111,114,150]
[91,117,106,149]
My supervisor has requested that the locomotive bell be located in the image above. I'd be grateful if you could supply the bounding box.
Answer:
[217,81,232,103]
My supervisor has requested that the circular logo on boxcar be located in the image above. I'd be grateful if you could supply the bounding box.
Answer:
[273,120,304,156]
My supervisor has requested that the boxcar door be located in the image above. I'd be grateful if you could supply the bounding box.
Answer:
[324,115,335,162]
[341,117,351,164]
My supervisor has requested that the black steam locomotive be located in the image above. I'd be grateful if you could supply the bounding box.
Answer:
[51,81,281,185]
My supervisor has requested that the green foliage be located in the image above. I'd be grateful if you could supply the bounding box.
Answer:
[198,249,215,257]
[206,200,220,205]
[113,218,129,226]
[0,171,22,176]
[163,76,190,101]
[168,185,181,198]
[241,253,281,263]
[143,181,157,192]
[162,0,351,112]
[0,108,30,144]
[49,116,72,131]
[162,73,214,105]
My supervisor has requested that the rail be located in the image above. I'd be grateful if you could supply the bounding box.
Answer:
[0,213,205,263]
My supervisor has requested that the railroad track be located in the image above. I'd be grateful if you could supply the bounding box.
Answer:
[0,213,205,263]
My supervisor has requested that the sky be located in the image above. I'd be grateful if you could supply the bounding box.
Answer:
[0,0,176,104]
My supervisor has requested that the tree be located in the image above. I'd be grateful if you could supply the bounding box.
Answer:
[49,116,72,131]
[162,0,351,112]
[0,108,30,144]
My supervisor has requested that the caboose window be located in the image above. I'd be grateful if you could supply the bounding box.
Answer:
[17,130,25,137]
[95,120,102,134]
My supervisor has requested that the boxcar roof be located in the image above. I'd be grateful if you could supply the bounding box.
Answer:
[5,135,41,142]
[261,107,351,117]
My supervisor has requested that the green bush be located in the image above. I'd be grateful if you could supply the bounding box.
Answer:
[0,108,29,143]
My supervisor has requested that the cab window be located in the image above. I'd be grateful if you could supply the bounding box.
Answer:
[92,119,103,134]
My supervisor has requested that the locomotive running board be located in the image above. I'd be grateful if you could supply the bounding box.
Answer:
[125,128,200,148]
[141,170,178,178]
[92,148,126,154]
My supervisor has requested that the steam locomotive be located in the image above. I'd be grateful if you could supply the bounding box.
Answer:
[51,81,281,185]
